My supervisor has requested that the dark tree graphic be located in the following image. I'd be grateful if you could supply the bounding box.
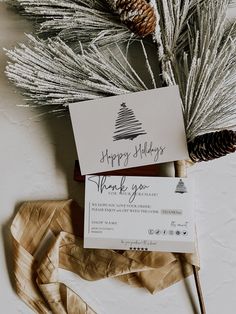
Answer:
[175,179,188,194]
[113,102,147,141]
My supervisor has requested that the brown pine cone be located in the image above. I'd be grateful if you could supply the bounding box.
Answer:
[188,130,236,162]
[107,0,157,37]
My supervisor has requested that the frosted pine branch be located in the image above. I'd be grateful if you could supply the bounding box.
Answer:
[155,0,236,140]
[5,35,148,111]
[6,0,236,141]
[180,0,236,139]
[153,0,198,86]
[9,0,136,48]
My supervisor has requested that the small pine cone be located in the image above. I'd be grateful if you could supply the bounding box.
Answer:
[107,0,157,37]
[188,130,236,162]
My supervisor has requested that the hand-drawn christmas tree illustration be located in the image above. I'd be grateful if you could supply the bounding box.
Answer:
[113,102,147,141]
[175,179,188,194]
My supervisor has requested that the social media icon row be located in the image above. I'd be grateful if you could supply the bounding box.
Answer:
[148,229,188,236]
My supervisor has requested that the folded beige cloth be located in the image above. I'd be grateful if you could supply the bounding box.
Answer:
[11,199,199,313]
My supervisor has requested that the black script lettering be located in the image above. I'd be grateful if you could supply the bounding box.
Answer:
[100,149,130,167]
[133,141,166,162]
[129,183,150,203]
[88,176,128,195]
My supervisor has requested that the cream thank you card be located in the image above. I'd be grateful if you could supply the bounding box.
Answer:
[84,175,195,253]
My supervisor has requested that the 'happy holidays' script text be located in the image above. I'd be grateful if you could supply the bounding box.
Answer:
[100,141,166,168]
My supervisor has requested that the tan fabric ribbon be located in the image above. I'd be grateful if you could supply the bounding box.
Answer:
[11,199,199,313]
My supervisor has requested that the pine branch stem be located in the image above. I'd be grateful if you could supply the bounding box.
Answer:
[193,265,206,314]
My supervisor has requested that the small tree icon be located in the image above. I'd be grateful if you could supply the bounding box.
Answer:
[175,179,188,194]
[113,102,147,141]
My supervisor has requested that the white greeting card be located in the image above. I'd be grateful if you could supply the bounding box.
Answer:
[69,86,189,175]
[84,176,195,253]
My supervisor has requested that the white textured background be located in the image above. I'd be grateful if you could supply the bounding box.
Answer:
[1,3,236,314]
